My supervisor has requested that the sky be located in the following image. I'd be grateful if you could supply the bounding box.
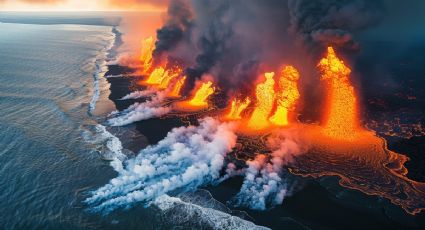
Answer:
[0,0,169,11]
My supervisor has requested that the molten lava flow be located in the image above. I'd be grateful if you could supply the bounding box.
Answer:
[144,67,166,85]
[168,76,186,98]
[247,72,276,130]
[318,47,359,140]
[158,67,182,89]
[226,97,251,120]
[188,81,215,107]
[139,36,155,73]
[269,66,300,126]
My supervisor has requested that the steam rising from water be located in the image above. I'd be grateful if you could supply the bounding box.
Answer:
[87,117,308,213]
[107,92,170,126]
[232,128,307,210]
[86,118,237,213]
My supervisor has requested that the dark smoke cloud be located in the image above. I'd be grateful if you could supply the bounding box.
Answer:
[153,0,193,60]
[153,0,386,94]
[288,0,384,50]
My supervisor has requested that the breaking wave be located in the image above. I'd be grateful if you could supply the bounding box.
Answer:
[88,28,116,114]
[154,190,270,230]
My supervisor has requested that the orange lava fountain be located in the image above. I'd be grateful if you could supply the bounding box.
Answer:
[174,81,216,111]
[247,72,276,130]
[318,47,359,140]
[158,67,182,89]
[139,36,155,73]
[168,76,186,98]
[188,81,215,107]
[144,67,166,85]
[269,66,300,126]
[225,97,251,120]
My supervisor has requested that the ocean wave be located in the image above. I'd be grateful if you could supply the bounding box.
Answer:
[82,124,127,167]
[154,190,270,230]
[88,27,116,114]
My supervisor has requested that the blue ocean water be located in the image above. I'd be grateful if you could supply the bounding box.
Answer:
[0,19,260,230]
[0,22,122,228]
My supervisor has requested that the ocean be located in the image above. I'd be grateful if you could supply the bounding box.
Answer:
[0,16,267,230]
[0,21,123,228]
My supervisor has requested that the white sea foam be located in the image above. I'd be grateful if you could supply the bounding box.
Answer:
[154,193,270,230]
[89,62,101,112]
[88,29,115,113]
[82,124,127,170]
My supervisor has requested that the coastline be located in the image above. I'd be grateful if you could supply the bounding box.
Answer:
[97,28,425,229]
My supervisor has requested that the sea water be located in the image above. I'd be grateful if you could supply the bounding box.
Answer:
[0,21,124,229]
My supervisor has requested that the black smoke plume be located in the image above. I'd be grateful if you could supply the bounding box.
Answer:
[153,0,385,94]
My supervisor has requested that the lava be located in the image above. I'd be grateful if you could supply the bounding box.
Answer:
[143,67,166,85]
[291,124,425,215]
[139,36,155,74]
[318,47,359,140]
[225,97,251,120]
[269,66,300,126]
[174,81,215,111]
[158,66,182,90]
[247,72,276,130]
[167,76,186,98]
[188,81,215,107]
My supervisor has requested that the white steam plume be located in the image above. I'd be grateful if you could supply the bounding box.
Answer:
[107,92,170,126]
[85,117,237,213]
[232,128,307,210]
[120,89,156,100]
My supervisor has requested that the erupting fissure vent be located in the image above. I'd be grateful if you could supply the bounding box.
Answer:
[226,97,251,120]
[188,81,215,107]
[168,76,186,98]
[139,37,154,74]
[247,72,276,130]
[269,66,300,126]
[318,47,359,140]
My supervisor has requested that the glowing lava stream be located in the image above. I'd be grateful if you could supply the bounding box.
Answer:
[174,81,215,111]
[225,97,251,120]
[188,81,215,107]
[158,67,182,90]
[318,47,359,140]
[247,72,275,130]
[289,47,425,215]
[269,66,300,126]
[143,67,167,85]
[167,76,186,98]
[139,36,155,74]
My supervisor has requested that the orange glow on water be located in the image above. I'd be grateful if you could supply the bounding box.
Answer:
[247,72,276,130]
[225,97,251,120]
[269,66,300,126]
[318,47,359,140]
